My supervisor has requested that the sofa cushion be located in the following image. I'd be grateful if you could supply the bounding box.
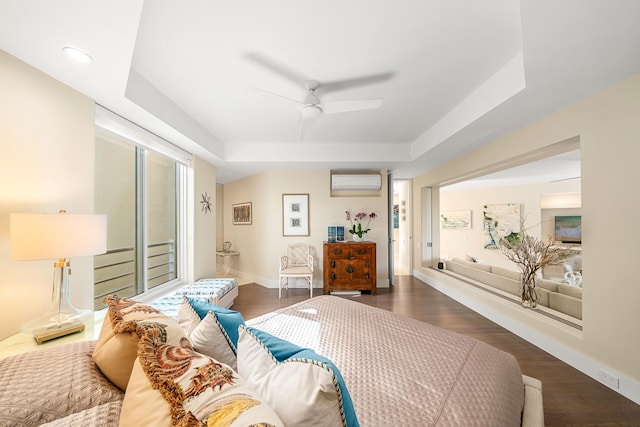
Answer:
[536,288,551,308]
[447,260,494,283]
[92,295,190,391]
[549,292,583,320]
[0,341,123,426]
[452,257,492,272]
[119,329,283,427]
[491,266,521,281]
[178,297,238,370]
[537,279,559,293]
[237,326,359,427]
[557,283,583,299]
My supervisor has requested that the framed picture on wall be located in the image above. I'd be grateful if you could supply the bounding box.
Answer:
[440,210,471,229]
[232,202,252,225]
[282,193,309,236]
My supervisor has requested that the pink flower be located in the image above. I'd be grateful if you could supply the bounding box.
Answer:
[345,210,377,238]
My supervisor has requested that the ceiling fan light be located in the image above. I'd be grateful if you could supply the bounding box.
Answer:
[302,105,323,119]
[62,46,93,64]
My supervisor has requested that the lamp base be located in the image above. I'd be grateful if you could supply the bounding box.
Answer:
[32,318,85,344]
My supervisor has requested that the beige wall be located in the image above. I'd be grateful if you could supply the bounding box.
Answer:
[0,50,219,339]
[193,156,217,280]
[440,179,581,269]
[0,50,96,339]
[222,169,389,288]
[413,73,640,399]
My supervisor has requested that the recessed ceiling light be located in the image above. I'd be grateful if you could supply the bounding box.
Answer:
[62,46,93,64]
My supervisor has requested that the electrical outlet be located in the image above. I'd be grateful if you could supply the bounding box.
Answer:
[598,368,620,389]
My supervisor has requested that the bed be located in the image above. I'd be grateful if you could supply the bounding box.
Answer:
[246,295,544,426]
[0,295,543,426]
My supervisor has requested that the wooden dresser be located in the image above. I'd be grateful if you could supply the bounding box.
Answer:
[323,242,376,295]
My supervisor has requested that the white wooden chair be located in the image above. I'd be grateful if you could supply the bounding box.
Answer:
[279,243,314,299]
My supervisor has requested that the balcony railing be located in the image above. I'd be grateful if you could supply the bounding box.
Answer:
[93,240,175,310]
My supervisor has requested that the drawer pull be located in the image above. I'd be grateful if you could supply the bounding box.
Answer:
[358,249,367,255]
[331,260,336,268]
[365,260,369,267]
[346,264,355,273]
[348,253,355,260]
[365,273,370,279]
[333,249,343,255]
[330,272,336,280]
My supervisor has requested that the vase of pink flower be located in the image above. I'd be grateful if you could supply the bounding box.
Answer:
[346,211,377,241]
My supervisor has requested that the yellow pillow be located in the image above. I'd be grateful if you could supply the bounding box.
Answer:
[92,295,190,391]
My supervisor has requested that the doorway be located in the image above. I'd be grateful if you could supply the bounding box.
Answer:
[392,180,411,276]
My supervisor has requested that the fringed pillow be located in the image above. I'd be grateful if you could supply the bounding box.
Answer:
[92,295,190,391]
[119,328,283,427]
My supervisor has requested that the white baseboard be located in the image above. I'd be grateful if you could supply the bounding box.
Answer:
[414,269,640,405]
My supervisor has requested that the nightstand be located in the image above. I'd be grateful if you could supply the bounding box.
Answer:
[0,311,106,359]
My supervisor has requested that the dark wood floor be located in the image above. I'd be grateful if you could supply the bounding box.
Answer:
[232,276,640,427]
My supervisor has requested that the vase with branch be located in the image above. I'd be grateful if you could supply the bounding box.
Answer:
[498,221,575,308]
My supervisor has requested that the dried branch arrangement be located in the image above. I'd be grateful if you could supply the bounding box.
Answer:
[498,221,575,307]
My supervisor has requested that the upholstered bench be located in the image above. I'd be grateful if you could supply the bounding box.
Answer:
[150,277,238,318]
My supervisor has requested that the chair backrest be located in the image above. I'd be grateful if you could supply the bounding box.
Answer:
[286,243,311,266]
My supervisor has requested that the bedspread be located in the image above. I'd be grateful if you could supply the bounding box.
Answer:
[246,295,525,426]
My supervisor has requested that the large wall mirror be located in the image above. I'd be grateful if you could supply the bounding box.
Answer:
[436,144,582,320]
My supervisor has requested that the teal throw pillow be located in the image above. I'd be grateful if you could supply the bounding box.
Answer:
[184,296,245,350]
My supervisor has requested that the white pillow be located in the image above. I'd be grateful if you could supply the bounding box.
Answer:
[236,326,359,427]
[178,298,238,370]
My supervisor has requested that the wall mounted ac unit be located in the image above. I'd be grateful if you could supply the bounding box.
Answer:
[331,174,381,191]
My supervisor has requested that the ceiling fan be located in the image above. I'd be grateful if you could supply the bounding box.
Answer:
[252,79,383,120]
[246,52,392,138]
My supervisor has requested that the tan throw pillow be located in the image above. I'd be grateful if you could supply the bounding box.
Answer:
[92,295,190,391]
[119,329,283,427]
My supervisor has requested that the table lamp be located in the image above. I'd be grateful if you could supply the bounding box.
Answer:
[10,211,107,343]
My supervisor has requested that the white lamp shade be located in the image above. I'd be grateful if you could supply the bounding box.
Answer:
[10,213,107,260]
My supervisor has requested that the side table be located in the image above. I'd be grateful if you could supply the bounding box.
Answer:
[215,250,240,275]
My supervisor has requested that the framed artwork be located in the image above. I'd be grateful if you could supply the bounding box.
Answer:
[440,210,471,229]
[232,202,252,225]
[282,193,309,236]
[483,203,521,249]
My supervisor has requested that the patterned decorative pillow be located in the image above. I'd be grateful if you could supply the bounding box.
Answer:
[178,298,238,370]
[92,295,190,391]
[237,326,359,427]
[119,328,283,427]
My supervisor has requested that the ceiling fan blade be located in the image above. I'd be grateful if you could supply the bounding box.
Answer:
[298,113,317,142]
[322,99,383,115]
[320,73,393,93]
[248,87,304,107]
[245,52,307,87]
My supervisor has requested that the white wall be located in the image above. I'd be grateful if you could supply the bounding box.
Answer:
[0,50,96,339]
[413,72,640,402]
[222,169,389,288]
